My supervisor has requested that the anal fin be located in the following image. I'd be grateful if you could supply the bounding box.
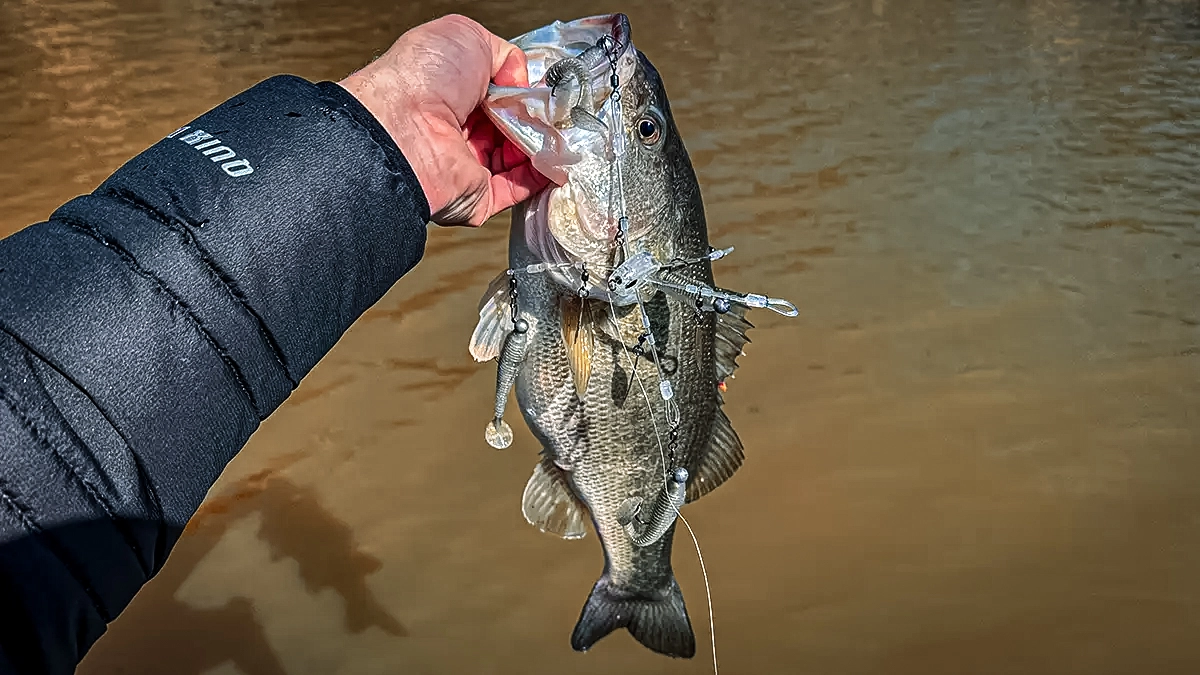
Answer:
[522,457,588,539]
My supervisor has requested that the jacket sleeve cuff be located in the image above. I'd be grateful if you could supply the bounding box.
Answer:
[93,74,430,382]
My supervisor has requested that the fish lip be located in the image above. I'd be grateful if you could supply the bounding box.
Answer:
[512,13,632,84]
[483,13,636,186]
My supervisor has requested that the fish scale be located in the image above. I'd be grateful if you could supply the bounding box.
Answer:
[472,13,791,660]
[503,170,716,658]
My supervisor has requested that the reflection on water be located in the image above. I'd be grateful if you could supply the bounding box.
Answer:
[1,0,1198,673]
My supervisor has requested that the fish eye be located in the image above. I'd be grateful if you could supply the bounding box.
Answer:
[637,115,661,145]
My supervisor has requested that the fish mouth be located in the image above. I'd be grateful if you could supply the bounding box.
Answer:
[486,14,642,279]
[483,14,636,185]
[515,14,631,91]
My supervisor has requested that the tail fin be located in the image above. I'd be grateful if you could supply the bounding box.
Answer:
[570,576,696,658]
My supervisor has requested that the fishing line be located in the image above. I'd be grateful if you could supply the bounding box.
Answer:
[602,296,719,675]
[679,512,718,675]
[595,35,721,673]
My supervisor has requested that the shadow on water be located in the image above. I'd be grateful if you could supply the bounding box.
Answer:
[77,462,404,675]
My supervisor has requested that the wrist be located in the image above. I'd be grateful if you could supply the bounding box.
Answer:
[336,72,446,217]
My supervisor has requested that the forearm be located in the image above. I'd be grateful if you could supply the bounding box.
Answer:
[0,75,429,673]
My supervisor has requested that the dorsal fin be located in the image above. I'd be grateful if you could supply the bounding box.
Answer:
[522,457,589,539]
[686,303,753,503]
[469,271,514,362]
[686,407,744,503]
[714,303,753,382]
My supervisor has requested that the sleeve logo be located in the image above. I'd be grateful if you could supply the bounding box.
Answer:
[166,126,255,177]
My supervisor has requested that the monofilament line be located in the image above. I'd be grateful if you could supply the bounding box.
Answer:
[679,512,718,675]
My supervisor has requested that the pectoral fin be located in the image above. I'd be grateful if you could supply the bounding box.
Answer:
[561,296,594,398]
[470,271,514,362]
[522,457,588,539]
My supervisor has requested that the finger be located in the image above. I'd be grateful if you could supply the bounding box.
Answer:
[462,108,485,141]
[464,109,497,162]
[465,119,501,168]
[484,30,529,88]
[486,162,552,217]
[468,137,491,168]
[498,138,528,172]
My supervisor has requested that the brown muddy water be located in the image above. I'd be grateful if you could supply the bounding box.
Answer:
[2,0,1200,673]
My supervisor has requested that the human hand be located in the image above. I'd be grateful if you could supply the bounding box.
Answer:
[338,15,549,227]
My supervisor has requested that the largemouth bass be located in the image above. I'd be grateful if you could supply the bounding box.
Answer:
[471,13,795,658]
